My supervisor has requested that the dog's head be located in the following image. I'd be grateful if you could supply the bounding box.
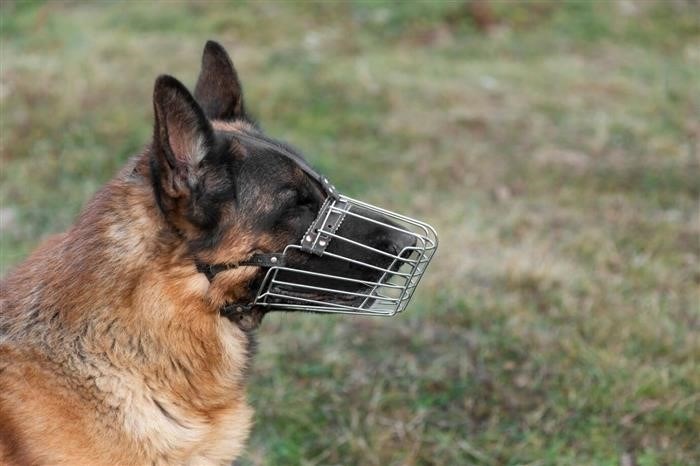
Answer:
[149,41,415,315]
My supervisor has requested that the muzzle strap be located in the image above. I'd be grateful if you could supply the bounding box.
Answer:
[300,198,349,255]
[230,131,340,200]
[196,252,286,282]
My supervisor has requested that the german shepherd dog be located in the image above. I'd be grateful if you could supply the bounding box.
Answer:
[0,41,414,465]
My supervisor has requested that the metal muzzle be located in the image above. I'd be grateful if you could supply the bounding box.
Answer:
[251,194,438,316]
[202,130,438,318]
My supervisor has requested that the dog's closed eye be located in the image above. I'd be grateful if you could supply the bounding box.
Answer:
[276,187,317,213]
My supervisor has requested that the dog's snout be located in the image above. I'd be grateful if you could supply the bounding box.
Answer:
[391,230,416,256]
[373,227,416,257]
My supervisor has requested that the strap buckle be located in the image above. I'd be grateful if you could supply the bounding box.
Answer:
[301,198,349,255]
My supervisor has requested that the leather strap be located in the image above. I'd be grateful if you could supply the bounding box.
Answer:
[301,198,349,255]
[195,253,286,282]
[231,131,340,200]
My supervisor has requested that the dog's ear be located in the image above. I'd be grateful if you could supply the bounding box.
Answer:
[151,75,214,202]
[194,40,245,121]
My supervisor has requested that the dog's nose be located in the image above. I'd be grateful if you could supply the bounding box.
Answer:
[394,231,416,254]
[389,230,417,256]
[353,209,418,258]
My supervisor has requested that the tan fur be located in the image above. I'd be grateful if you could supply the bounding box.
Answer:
[0,154,259,465]
[211,120,256,133]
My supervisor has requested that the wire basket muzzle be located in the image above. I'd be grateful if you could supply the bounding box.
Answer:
[252,195,438,316]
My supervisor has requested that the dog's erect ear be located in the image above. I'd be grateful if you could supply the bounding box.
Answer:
[194,40,245,121]
[152,75,214,201]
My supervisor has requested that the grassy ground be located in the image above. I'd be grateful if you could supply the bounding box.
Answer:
[1,1,699,465]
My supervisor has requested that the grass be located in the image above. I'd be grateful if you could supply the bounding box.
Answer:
[1,1,699,465]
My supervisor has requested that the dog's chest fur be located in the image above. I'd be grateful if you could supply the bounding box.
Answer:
[88,321,254,465]
[1,329,254,465]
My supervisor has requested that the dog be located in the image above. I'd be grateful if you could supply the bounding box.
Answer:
[0,41,414,465]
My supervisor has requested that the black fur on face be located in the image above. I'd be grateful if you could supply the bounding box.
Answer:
[149,41,414,310]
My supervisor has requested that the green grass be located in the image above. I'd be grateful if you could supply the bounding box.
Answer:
[1,1,699,465]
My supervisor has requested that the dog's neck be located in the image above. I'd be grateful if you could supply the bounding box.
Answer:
[2,156,253,347]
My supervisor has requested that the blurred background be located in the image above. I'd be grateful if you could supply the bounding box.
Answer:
[1,1,698,465]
